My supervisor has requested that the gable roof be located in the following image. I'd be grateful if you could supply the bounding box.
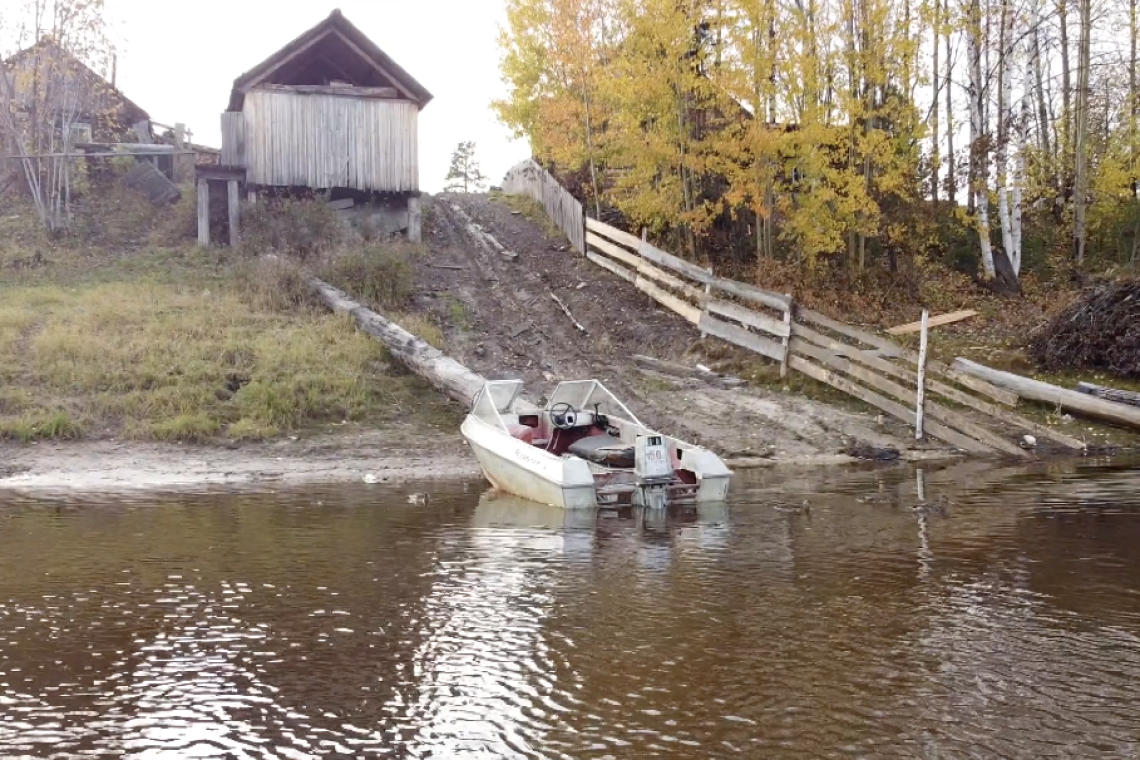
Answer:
[4,38,150,124]
[227,9,433,112]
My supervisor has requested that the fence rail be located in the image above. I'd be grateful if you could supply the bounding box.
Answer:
[499,159,1086,458]
[586,216,791,365]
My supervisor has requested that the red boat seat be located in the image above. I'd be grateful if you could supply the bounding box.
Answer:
[506,423,535,444]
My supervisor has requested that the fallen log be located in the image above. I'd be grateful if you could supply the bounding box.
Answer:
[310,277,485,406]
[953,358,1140,430]
[1076,382,1140,408]
[632,355,747,388]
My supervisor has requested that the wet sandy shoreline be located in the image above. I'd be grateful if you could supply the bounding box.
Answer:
[0,432,964,493]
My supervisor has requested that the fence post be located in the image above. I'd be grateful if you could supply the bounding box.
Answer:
[915,309,930,439]
[779,295,794,379]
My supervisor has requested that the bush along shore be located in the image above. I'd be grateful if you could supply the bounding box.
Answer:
[0,181,460,445]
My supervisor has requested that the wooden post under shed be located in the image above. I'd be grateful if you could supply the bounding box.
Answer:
[194,165,246,248]
[227,179,240,245]
[197,179,209,246]
[407,195,422,243]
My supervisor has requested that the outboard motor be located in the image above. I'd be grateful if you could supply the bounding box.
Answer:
[633,434,674,509]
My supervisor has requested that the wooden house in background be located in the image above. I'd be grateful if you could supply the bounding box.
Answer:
[198,8,433,246]
[2,38,152,145]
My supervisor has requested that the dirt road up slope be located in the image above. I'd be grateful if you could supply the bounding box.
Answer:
[411,193,953,466]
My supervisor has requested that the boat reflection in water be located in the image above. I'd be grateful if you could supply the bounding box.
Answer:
[473,488,731,568]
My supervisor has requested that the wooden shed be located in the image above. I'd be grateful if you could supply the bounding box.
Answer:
[198,8,433,246]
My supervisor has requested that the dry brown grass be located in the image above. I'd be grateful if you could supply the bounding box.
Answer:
[488,190,565,241]
[0,194,460,443]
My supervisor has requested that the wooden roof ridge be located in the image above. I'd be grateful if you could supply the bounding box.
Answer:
[3,37,151,123]
[226,8,433,112]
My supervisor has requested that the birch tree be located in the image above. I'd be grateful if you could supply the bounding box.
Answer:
[967,0,996,278]
[0,0,118,232]
[1071,0,1092,261]
[493,0,1140,275]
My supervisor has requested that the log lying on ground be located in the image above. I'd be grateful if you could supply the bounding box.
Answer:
[310,277,486,406]
[954,358,1140,430]
[1076,382,1140,408]
[633,355,747,388]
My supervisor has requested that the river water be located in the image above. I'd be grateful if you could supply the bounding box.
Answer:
[1,458,1139,759]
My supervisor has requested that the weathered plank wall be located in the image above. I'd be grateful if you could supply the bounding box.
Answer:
[502,159,584,253]
[220,112,245,167]
[235,89,419,191]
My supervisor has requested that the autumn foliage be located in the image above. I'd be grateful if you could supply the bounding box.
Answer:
[494,0,1140,286]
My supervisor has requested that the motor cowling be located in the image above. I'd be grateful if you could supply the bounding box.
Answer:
[634,435,674,509]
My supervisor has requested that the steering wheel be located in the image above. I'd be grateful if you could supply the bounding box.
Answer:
[549,401,579,430]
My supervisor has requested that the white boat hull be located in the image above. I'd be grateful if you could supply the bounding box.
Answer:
[461,415,598,509]
[460,378,732,510]
[461,417,731,510]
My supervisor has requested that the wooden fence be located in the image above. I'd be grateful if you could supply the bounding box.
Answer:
[586,217,794,369]
[503,163,1089,458]
[501,159,585,254]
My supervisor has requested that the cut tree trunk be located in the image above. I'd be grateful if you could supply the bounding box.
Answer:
[954,358,1140,430]
[1076,382,1140,408]
[310,277,486,405]
[632,355,747,388]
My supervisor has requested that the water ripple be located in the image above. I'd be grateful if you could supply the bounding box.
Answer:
[1,466,1139,757]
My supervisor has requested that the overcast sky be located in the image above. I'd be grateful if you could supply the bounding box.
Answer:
[104,0,529,192]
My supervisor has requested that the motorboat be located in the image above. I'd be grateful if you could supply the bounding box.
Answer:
[460,378,732,509]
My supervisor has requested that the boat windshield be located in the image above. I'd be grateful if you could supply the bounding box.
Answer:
[548,380,642,425]
[470,380,525,429]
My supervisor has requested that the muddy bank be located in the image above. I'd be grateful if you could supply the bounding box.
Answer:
[415,193,963,463]
[0,432,961,494]
[0,430,482,493]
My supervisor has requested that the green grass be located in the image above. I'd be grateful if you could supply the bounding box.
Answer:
[488,189,565,241]
[0,231,461,443]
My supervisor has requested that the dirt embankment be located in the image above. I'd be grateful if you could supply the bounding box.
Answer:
[0,191,956,493]
[414,193,953,466]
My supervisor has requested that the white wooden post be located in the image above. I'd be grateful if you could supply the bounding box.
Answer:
[196,178,209,246]
[915,309,930,439]
[227,179,240,247]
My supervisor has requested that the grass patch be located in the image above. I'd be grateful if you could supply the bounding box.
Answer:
[393,312,446,349]
[0,188,466,445]
[0,244,461,443]
[488,190,565,241]
[0,410,84,442]
[317,243,418,311]
[147,413,221,443]
[440,294,471,330]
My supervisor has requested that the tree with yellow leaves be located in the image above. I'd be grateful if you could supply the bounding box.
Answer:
[494,0,1140,282]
